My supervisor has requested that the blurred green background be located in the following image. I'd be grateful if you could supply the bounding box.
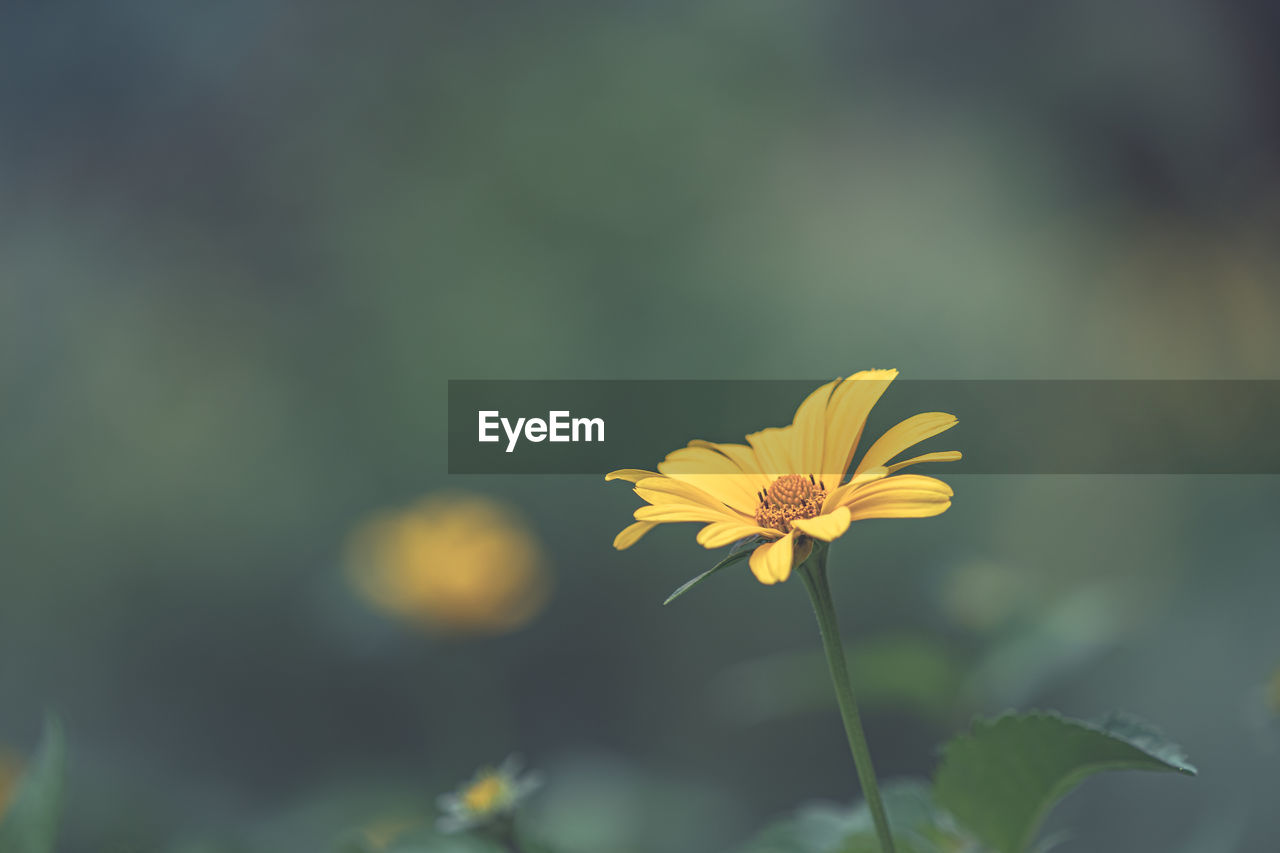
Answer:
[2,3,1279,851]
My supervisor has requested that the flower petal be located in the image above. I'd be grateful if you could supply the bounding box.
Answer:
[748,532,796,584]
[790,505,852,542]
[746,425,799,477]
[635,476,751,518]
[658,446,764,513]
[884,450,962,474]
[854,412,958,476]
[790,378,838,478]
[821,466,888,514]
[843,474,954,520]
[695,521,777,548]
[820,369,898,481]
[691,440,768,478]
[662,444,750,475]
[634,503,741,524]
[606,469,661,483]
[613,521,657,550]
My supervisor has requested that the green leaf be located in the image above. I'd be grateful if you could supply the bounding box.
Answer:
[0,716,67,853]
[738,780,973,853]
[663,540,760,605]
[934,710,1196,853]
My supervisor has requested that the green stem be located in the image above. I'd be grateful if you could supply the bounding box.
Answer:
[798,545,896,853]
[487,815,526,853]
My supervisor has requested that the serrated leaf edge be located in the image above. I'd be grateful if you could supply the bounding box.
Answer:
[934,709,1196,853]
[941,709,1196,775]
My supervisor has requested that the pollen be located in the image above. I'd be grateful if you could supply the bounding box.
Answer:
[755,474,826,533]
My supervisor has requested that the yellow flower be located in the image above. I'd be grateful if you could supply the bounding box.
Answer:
[360,816,420,850]
[0,749,21,819]
[345,494,550,635]
[608,369,960,585]
[462,773,506,813]
[437,757,541,833]
[1267,667,1280,718]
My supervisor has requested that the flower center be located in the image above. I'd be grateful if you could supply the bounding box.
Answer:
[462,773,508,813]
[755,474,826,533]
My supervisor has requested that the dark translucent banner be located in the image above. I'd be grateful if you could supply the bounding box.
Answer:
[447,380,1280,475]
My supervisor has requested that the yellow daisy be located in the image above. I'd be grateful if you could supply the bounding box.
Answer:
[607,369,960,585]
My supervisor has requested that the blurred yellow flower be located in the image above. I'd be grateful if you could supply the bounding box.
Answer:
[1267,667,1280,718]
[437,757,542,833]
[345,494,550,635]
[360,816,419,850]
[609,369,960,585]
[0,749,21,819]
[462,773,505,812]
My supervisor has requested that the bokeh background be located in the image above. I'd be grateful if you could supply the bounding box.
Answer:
[3,3,1279,851]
